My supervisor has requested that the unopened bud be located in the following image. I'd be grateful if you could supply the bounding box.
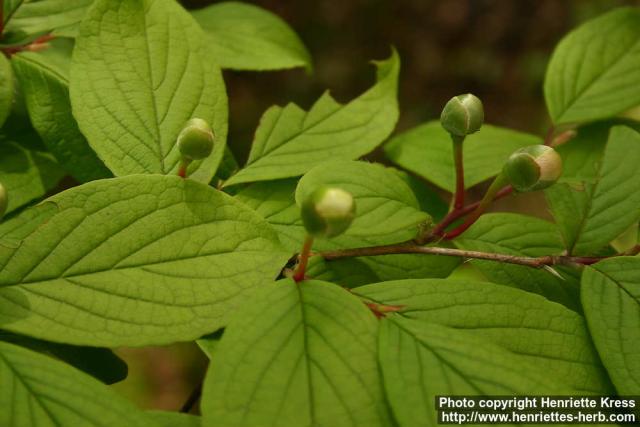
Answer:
[301,186,356,238]
[440,93,484,137]
[177,118,214,161]
[503,145,562,192]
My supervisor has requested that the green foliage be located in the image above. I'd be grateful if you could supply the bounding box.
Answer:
[192,1,312,72]
[454,213,581,310]
[202,279,391,427]
[3,0,94,37]
[355,279,612,394]
[1,1,639,425]
[546,125,640,255]
[70,0,228,183]
[544,7,640,124]
[0,341,155,427]
[582,257,640,395]
[0,175,289,346]
[223,50,400,186]
[0,135,65,214]
[12,51,111,182]
[377,318,574,426]
[385,121,541,191]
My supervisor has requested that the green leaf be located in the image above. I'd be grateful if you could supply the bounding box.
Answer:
[454,213,581,311]
[0,175,289,346]
[192,1,311,72]
[4,0,93,36]
[391,169,449,221]
[295,160,429,239]
[545,125,640,255]
[236,177,459,283]
[0,54,13,128]
[0,136,65,214]
[305,256,379,288]
[550,121,627,182]
[384,121,541,192]
[12,51,111,182]
[582,257,640,395]
[0,341,154,427]
[544,8,640,125]
[70,0,228,183]
[378,317,574,427]
[146,411,200,427]
[0,200,57,249]
[224,50,400,186]
[0,331,127,384]
[355,279,612,394]
[202,279,392,427]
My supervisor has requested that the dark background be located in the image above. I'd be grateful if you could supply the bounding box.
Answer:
[113,0,640,410]
[188,0,640,162]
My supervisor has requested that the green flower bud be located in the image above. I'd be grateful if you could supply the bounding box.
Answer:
[503,145,562,192]
[440,93,484,136]
[177,118,214,160]
[301,186,356,238]
[0,182,7,220]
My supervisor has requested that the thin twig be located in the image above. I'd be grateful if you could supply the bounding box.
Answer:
[319,244,607,268]
[180,382,202,414]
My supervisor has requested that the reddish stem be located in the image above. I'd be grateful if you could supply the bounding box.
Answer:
[1,33,55,56]
[177,159,191,178]
[452,135,465,210]
[293,235,314,282]
[443,173,508,239]
[429,185,513,238]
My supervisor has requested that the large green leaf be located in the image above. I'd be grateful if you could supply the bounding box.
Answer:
[224,50,400,186]
[3,0,93,36]
[0,331,127,384]
[355,279,612,394]
[384,121,540,192]
[545,125,640,255]
[0,54,13,128]
[202,279,391,427]
[0,175,289,346]
[236,177,460,283]
[544,8,640,125]
[0,341,154,427]
[12,51,111,182]
[582,257,640,395]
[0,136,65,214]
[378,317,574,427]
[70,0,228,183]
[454,213,581,311]
[192,1,311,71]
